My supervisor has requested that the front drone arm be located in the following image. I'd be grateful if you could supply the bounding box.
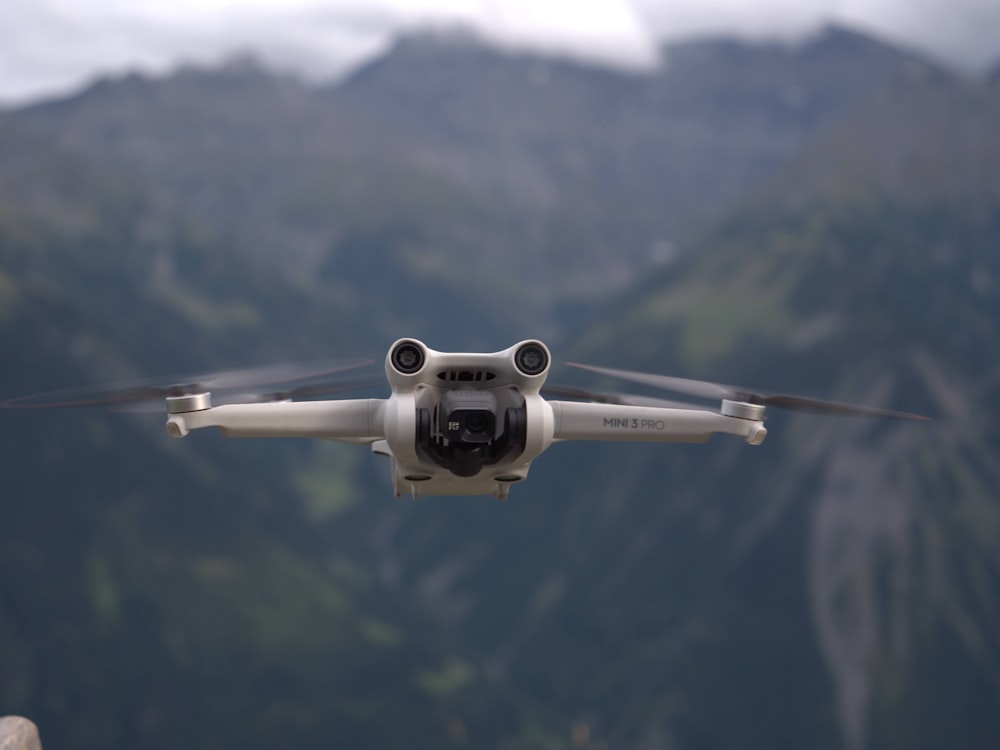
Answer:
[165,399,386,442]
[547,400,767,445]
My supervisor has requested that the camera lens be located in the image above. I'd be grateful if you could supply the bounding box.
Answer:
[465,412,489,434]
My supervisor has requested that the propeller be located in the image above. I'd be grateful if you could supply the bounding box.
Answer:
[213,378,386,405]
[0,359,375,410]
[565,362,931,421]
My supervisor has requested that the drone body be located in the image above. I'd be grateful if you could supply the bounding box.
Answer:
[4,338,927,500]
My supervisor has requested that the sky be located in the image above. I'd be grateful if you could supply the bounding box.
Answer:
[2,0,999,105]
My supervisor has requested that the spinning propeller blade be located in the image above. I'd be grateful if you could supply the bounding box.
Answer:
[1,359,374,410]
[565,362,930,421]
[214,378,386,405]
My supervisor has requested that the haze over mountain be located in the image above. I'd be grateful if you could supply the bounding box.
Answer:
[1,23,998,750]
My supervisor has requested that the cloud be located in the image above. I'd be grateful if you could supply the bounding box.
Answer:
[0,0,658,103]
[469,0,658,68]
[832,0,1000,67]
[634,0,1000,68]
[632,0,828,40]
[0,1,376,102]
[0,0,997,105]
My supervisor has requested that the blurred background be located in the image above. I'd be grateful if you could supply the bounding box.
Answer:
[1,1,998,748]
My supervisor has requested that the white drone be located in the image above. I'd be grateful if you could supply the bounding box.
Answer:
[3,339,928,499]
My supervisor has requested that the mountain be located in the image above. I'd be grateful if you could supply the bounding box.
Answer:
[3,23,999,750]
[7,25,940,317]
[372,56,1000,750]
[0,129,560,748]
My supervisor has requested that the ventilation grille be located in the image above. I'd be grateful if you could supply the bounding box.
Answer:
[436,370,497,383]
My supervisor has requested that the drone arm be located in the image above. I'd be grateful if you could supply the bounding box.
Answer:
[547,400,767,445]
[165,399,386,441]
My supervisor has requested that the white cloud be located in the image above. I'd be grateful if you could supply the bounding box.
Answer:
[634,0,1000,67]
[0,0,997,105]
[632,0,827,40]
[831,0,1000,65]
[471,0,658,68]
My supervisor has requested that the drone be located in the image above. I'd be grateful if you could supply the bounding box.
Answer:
[2,339,928,499]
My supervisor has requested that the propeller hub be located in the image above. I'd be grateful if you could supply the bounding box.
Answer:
[720,399,765,421]
[167,393,212,414]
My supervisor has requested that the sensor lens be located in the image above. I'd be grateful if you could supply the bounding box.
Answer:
[392,342,424,374]
[515,343,548,375]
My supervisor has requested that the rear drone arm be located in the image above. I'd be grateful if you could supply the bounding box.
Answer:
[165,399,387,442]
[547,400,767,445]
